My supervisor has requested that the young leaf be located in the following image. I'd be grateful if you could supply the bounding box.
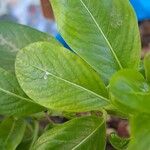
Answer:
[51,0,141,84]
[128,115,150,150]
[0,21,52,72]
[109,133,129,150]
[0,118,26,150]
[32,116,106,150]
[144,52,150,82]
[15,41,109,112]
[110,69,150,114]
[0,67,44,116]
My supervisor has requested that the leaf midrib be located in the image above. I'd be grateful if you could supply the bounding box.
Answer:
[0,87,33,103]
[72,120,104,150]
[79,0,123,69]
[5,120,16,145]
[32,65,109,102]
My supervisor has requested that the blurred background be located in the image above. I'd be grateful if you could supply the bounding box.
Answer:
[0,0,57,36]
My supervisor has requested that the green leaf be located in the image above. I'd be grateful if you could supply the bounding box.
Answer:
[128,115,150,150]
[0,117,26,150]
[17,121,39,150]
[0,21,52,72]
[110,69,150,114]
[109,133,129,150]
[144,52,150,82]
[139,60,145,77]
[51,0,141,84]
[15,41,109,112]
[32,116,106,150]
[105,104,128,118]
[0,67,44,116]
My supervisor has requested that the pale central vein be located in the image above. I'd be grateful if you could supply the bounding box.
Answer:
[32,65,109,102]
[0,34,18,52]
[5,120,16,144]
[72,120,104,150]
[80,0,123,69]
[0,87,34,103]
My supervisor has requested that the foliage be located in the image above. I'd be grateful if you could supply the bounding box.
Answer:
[108,133,130,150]
[0,0,149,149]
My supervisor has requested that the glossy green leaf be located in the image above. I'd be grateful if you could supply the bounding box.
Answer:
[51,0,141,84]
[110,69,150,114]
[128,115,150,150]
[0,67,44,116]
[0,118,26,150]
[32,116,106,150]
[144,52,150,82]
[0,21,52,72]
[109,133,129,150]
[15,41,109,112]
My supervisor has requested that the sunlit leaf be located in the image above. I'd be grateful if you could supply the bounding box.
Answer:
[51,0,141,84]
[15,41,109,112]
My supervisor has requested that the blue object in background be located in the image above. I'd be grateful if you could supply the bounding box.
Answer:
[130,0,150,21]
[55,34,71,50]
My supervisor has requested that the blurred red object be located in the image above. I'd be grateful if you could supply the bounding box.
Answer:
[40,0,54,19]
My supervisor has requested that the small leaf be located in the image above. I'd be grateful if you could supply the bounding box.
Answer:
[0,117,26,150]
[128,115,150,150]
[51,0,141,84]
[15,41,109,112]
[110,69,150,114]
[0,67,44,116]
[0,21,52,72]
[144,52,150,82]
[139,60,145,77]
[32,116,106,150]
[109,133,129,150]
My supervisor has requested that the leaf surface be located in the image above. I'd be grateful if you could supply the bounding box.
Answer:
[32,116,106,150]
[128,115,150,150]
[0,118,26,150]
[144,52,150,82]
[51,0,141,84]
[0,21,52,72]
[17,121,39,150]
[15,41,109,112]
[110,69,150,114]
[109,133,129,150]
[0,67,44,116]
